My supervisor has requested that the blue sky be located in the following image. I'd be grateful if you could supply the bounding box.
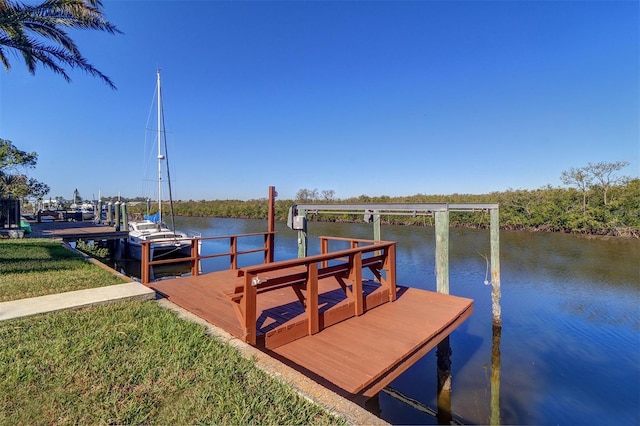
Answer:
[1,0,638,202]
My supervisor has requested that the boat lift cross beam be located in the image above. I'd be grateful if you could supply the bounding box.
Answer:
[288,202,501,326]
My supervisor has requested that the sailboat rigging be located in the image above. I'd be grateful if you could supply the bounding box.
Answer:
[127,70,191,261]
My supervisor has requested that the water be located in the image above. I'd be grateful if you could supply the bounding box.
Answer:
[134,217,640,424]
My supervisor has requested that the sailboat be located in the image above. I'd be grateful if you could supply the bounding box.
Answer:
[127,70,192,261]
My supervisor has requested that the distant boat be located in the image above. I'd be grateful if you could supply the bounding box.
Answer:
[69,202,95,221]
[127,70,191,261]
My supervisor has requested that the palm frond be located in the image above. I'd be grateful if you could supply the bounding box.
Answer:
[0,0,120,88]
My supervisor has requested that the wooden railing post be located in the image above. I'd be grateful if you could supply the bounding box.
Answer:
[264,233,271,264]
[242,273,257,345]
[386,243,397,301]
[190,238,199,277]
[307,263,319,335]
[230,236,237,270]
[141,242,150,284]
[351,252,363,316]
[320,237,329,267]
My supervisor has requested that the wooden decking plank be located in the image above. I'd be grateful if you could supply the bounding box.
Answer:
[149,270,245,338]
[145,268,473,400]
[270,287,473,396]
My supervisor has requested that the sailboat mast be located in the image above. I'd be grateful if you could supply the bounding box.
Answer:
[157,69,163,225]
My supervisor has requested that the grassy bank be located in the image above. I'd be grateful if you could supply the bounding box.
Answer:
[0,301,342,424]
[0,239,345,424]
[0,238,126,302]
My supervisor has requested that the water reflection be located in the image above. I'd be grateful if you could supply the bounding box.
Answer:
[110,257,192,281]
[105,240,192,281]
[436,336,452,424]
[177,217,640,425]
[490,324,501,426]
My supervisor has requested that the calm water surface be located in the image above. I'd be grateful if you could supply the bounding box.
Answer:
[164,217,639,425]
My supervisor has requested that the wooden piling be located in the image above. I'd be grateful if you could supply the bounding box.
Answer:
[121,202,128,230]
[490,207,501,326]
[106,202,113,226]
[490,324,502,425]
[297,209,307,258]
[435,210,449,295]
[267,186,275,263]
[373,210,381,241]
[97,200,103,224]
[436,336,453,424]
[114,201,121,231]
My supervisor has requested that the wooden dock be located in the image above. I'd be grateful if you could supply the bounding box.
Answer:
[26,218,474,402]
[149,242,473,402]
[27,221,128,241]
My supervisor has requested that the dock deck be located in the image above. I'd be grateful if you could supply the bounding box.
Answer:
[149,269,473,401]
[27,221,128,241]
[25,220,474,401]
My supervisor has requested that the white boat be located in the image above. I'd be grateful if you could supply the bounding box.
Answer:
[69,202,95,221]
[127,217,191,260]
[127,70,192,261]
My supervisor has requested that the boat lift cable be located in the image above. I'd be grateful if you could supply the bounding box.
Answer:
[382,386,465,425]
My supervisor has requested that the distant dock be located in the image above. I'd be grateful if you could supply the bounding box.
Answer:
[26,220,128,242]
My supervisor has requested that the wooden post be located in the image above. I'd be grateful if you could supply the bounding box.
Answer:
[307,263,319,335]
[490,323,502,425]
[106,202,113,226]
[490,207,501,326]
[243,274,257,345]
[141,242,150,284]
[297,209,307,258]
[436,336,453,424]
[114,201,121,231]
[190,238,199,277]
[435,209,452,423]
[230,236,237,270]
[121,202,128,231]
[373,210,381,241]
[351,252,363,316]
[266,186,275,263]
[386,243,397,302]
[435,209,449,294]
[320,237,329,268]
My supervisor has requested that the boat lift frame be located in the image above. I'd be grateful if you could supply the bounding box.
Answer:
[289,202,501,325]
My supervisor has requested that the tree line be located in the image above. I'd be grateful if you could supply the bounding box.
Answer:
[2,134,637,238]
[123,162,639,238]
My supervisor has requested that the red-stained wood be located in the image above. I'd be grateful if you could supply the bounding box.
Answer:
[270,288,473,401]
[148,269,473,402]
[221,241,397,346]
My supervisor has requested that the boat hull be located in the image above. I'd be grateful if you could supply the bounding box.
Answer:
[127,240,191,261]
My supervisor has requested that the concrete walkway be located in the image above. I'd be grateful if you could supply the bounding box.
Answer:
[0,282,156,321]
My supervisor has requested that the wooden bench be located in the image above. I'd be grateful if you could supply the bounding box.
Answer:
[224,238,397,346]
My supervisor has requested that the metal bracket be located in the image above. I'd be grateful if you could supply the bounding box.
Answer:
[251,276,266,287]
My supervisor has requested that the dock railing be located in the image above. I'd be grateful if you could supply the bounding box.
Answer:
[229,237,397,346]
[140,231,275,284]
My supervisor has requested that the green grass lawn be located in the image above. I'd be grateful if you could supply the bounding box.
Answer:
[0,300,343,425]
[0,238,126,302]
[0,239,346,424]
